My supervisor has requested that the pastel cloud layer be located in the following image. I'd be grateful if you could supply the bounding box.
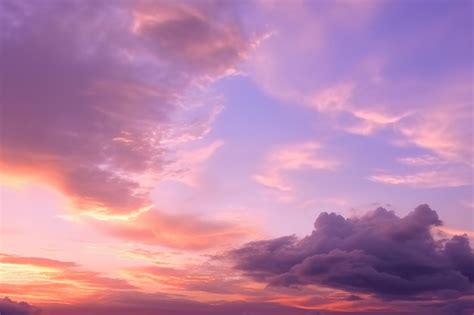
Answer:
[0,0,255,217]
[0,0,473,314]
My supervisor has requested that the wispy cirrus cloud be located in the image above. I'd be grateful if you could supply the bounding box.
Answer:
[162,140,224,187]
[248,0,473,189]
[369,150,472,189]
[254,142,339,192]
[397,155,448,167]
[397,100,473,166]
[369,169,471,188]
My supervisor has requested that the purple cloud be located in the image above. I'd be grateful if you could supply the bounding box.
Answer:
[35,291,323,315]
[0,297,41,315]
[13,291,474,315]
[230,205,474,302]
[0,0,254,216]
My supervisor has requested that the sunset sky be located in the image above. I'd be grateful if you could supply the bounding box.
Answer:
[0,0,473,314]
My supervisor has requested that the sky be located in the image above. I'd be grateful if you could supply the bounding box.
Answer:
[0,0,473,314]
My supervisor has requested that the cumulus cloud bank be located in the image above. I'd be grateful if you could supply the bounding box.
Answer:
[230,205,474,301]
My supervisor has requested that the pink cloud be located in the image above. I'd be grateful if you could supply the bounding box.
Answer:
[0,253,135,304]
[162,140,224,186]
[247,0,473,188]
[0,0,256,216]
[254,142,339,192]
[91,208,254,250]
[398,101,473,165]
[0,254,77,269]
[369,170,471,188]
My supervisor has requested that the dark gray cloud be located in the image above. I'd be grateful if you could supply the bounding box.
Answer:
[0,297,41,315]
[230,204,474,303]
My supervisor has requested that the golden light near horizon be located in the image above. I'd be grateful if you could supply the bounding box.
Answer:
[0,0,473,314]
